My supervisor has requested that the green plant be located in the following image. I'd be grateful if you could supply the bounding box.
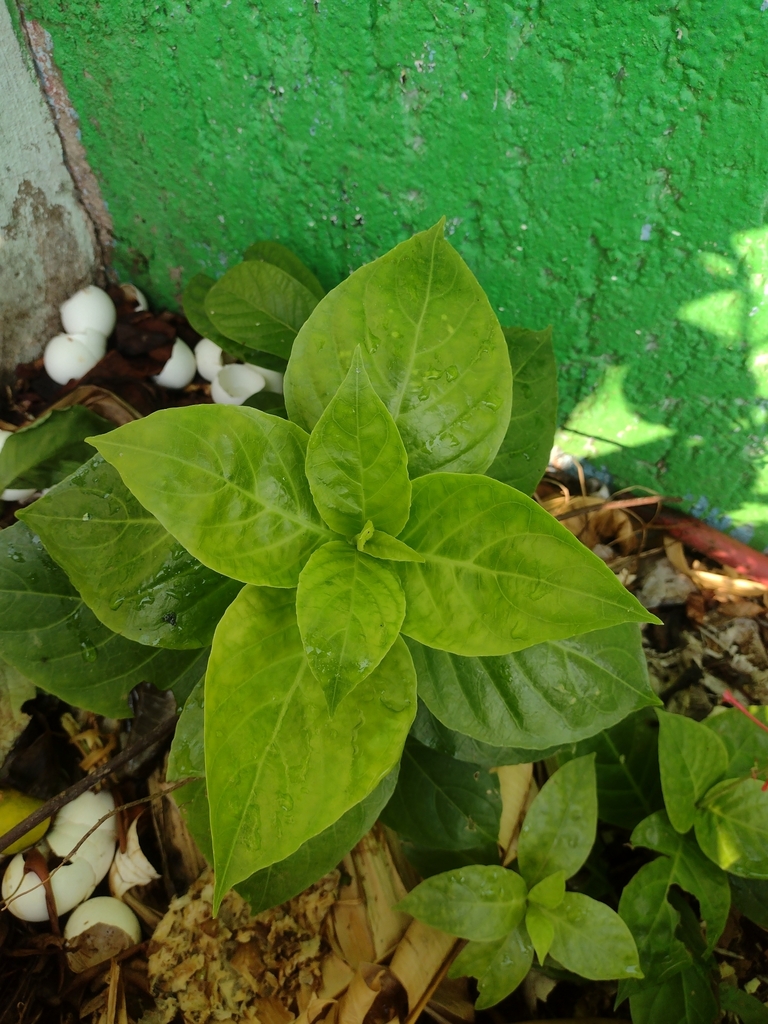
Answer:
[397,755,642,1007]
[0,223,661,988]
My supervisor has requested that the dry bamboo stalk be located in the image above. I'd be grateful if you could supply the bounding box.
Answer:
[390,920,461,1024]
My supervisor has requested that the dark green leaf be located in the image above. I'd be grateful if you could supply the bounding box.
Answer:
[560,708,664,829]
[518,755,597,886]
[729,875,768,929]
[486,327,558,495]
[448,924,533,1009]
[205,586,416,908]
[657,710,728,834]
[19,456,241,649]
[243,391,288,418]
[631,811,730,953]
[305,348,411,537]
[0,407,112,492]
[719,982,768,1023]
[243,241,325,300]
[296,542,405,712]
[284,220,513,478]
[168,675,205,780]
[410,699,547,769]
[411,622,658,752]
[543,892,642,981]
[91,406,332,588]
[703,706,768,781]
[398,865,527,942]
[695,777,768,878]
[398,474,654,657]
[205,261,318,360]
[629,964,718,1024]
[381,737,501,852]
[399,842,500,878]
[0,522,207,718]
[236,769,399,913]
[618,857,692,986]
[361,531,425,562]
[182,273,240,352]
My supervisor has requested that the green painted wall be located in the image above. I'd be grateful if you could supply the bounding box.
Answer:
[21,0,768,544]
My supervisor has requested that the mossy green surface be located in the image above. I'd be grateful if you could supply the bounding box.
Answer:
[20,0,768,544]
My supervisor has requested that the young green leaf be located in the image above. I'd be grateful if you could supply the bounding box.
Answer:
[167,676,205,780]
[205,585,416,908]
[381,737,501,853]
[528,870,566,909]
[656,710,728,833]
[525,904,555,964]
[410,622,658,753]
[359,530,425,562]
[304,348,411,537]
[618,857,693,986]
[0,521,207,718]
[559,708,664,829]
[0,406,112,492]
[703,705,768,781]
[205,261,319,360]
[91,406,333,587]
[410,699,551,769]
[543,892,642,980]
[244,241,325,300]
[284,220,514,477]
[448,924,533,1010]
[486,326,558,495]
[296,542,405,711]
[398,473,655,657]
[632,810,730,953]
[629,964,718,1024]
[19,456,242,649]
[695,777,768,878]
[182,273,242,352]
[397,865,527,942]
[236,769,399,914]
[517,755,597,887]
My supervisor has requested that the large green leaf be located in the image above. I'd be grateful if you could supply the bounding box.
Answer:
[381,737,501,854]
[236,770,398,914]
[559,708,664,829]
[182,273,242,352]
[205,260,318,361]
[244,241,325,300]
[397,473,654,656]
[629,964,717,1024]
[517,755,597,886]
[695,776,768,878]
[703,706,768,781]
[91,406,332,587]
[657,711,728,834]
[168,675,205,780]
[305,348,411,537]
[543,892,641,981]
[487,327,558,495]
[632,811,730,953]
[205,585,415,908]
[284,220,514,478]
[0,406,112,492]
[619,857,692,987]
[448,925,533,1009]
[410,699,549,768]
[296,542,405,712]
[19,456,241,649]
[398,865,527,942]
[0,522,207,717]
[410,622,658,752]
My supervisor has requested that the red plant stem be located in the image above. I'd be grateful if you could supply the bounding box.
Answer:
[654,507,768,586]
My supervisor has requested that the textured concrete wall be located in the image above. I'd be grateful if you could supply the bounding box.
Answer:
[17,0,768,544]
[0,0,102,378]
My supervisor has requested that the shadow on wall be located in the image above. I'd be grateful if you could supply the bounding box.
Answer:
[557,226,768,550]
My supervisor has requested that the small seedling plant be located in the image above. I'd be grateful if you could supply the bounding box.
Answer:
[0,222,674,1003]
